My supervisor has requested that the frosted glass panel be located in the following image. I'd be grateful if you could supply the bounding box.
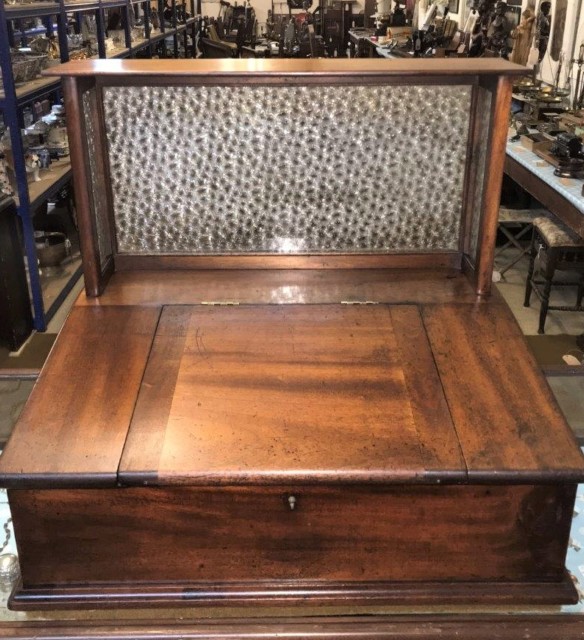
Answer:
[103,85,471,255]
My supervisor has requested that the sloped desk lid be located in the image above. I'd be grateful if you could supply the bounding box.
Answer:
[119,304,466,485]
[1,276,583,487]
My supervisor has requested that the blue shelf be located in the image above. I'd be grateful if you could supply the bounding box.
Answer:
[1,0,198,331]
[26,158,72,210]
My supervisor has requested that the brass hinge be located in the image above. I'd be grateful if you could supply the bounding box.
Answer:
[201,301,240,306]
[340,300,379,305]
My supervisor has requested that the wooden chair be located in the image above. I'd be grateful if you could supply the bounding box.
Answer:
[524,215,584,333]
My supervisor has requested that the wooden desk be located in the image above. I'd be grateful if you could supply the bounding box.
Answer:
[3,59,582,613]
[3,269,582,608]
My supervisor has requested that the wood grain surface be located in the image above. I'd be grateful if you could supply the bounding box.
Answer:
[119,304,465,484]
[423,302,584,482]
[2,614,584,639]
[0,307,160,487]
[113,253,462,272]
[76,269,486,307]
[474,76,514,296]
[9,484,574,586]
[43,59,528,78]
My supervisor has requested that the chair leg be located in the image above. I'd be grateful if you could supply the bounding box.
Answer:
[524,231,537,308]
[538,250,557,335]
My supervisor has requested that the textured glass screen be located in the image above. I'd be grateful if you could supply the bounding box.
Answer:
[103,85,471,255]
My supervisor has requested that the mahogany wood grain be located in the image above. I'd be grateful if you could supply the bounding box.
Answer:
[8,483,575,595]
[8,576,577,610]
[4,60,581,614]
[422,302,584,482]
[75,269,487,307]
[474,76,514,296]
[119,304,465,485]
[2,614,584,639]
[114,253,462,271]
[0,306,160,487]
[387,306,464,479]
[43,58,528,79]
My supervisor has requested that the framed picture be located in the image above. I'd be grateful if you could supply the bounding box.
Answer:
[448,0,459,13]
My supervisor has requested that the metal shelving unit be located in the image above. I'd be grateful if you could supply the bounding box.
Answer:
[0,0,197,331]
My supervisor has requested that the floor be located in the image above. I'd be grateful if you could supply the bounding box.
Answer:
[0,249,582,622]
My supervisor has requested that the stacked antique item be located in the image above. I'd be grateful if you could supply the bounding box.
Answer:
[1,59,583,611]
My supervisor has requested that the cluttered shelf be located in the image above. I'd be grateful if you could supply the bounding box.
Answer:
[19,157,71,211]
[0,76,61,108]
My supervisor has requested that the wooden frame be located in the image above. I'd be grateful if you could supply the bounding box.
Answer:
[3,59,582,616]
[49,59,524,298]
[2,614,584,640]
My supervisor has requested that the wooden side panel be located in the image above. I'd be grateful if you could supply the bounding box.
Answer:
[422,303,584,482]
[2,614,584,639]
[119,304,465,485]
[9,484,574,586]
[474,76,514,296]
[0,307,161,486]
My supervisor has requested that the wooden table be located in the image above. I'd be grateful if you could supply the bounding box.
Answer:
[505,142,584,239]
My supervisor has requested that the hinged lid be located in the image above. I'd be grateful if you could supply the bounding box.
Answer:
[119,303,466,486]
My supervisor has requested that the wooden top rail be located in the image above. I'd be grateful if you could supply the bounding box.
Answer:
[43,58,528,79]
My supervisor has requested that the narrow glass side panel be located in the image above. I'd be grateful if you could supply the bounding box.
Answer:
[82,88,113,270]
[468,86,492,264]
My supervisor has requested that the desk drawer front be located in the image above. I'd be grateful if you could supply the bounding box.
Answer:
[11,484,573,585]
